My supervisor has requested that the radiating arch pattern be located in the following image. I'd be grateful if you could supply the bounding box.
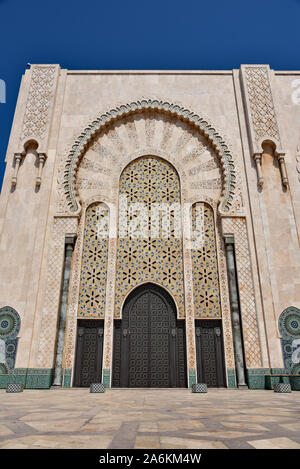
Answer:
[63,99,236,213]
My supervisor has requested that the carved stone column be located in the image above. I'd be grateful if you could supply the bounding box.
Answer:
[223,235,247,388]
[102,205,117,388]
[182,206,197,387]
[52,234,76,386]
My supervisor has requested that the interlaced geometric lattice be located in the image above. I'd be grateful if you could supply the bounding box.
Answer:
[222,217,262,367]
[78,203,109,318]
[115,156,184,318]
[191,203,221,318]
[245,66,281,145]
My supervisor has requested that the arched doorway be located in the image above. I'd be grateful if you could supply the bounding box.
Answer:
[112,283,187,388]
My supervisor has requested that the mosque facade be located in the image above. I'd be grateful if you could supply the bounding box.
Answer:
[0,65,299,390]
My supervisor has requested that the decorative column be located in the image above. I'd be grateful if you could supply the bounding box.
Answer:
[182,205,197,387]
[13,65,60,190]
[11,153,22,187]
[223,235,247,388]
[254,154,263,187]
[52,234,76,386]
[102,204,117,388]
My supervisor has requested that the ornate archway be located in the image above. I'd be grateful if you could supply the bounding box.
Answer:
[60,101,242,389]
[63,99,236,214]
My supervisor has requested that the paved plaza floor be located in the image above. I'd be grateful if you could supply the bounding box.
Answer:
[0,388,300,449]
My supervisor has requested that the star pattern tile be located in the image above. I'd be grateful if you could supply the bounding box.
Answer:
[78,203,109,318]
[115,156,185,318]
[191,204,221,318]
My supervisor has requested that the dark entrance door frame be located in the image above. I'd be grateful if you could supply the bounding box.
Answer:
[73,319,104,387]
[112,283,187,388]
[195,319,226,387]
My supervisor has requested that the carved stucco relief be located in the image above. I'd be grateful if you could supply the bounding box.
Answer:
[241,65,282,155]
[59,100,239,215]
[20,65,59,152]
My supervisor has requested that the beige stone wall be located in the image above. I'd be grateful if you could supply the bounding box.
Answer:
[0,66,299,377]
[0,65,66,369]
[238,66,300,368]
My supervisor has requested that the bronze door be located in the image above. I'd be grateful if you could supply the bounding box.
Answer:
[195,320,226,387]
[112,283,187,388]
[73,319,104,387]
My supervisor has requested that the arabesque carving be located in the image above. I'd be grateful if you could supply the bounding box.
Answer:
[63,100,237,214]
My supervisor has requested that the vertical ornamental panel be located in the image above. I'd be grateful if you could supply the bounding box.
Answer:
[37,217,78,368]
[78,203,109,318]
[191,203,221,318]
[115,156,184,318]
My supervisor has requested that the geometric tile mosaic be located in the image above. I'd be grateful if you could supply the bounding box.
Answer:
[114,156,185,318]
[0,306,20,371]
[191,203,221,318]
[279,306,300,375]
[78,203,109,318]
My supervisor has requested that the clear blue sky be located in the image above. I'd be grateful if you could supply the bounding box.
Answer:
[0,0,300,188]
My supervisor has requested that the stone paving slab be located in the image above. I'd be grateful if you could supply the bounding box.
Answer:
[0,388,299,449]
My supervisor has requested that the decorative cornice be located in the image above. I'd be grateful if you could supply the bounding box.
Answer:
[63,99,236,214]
